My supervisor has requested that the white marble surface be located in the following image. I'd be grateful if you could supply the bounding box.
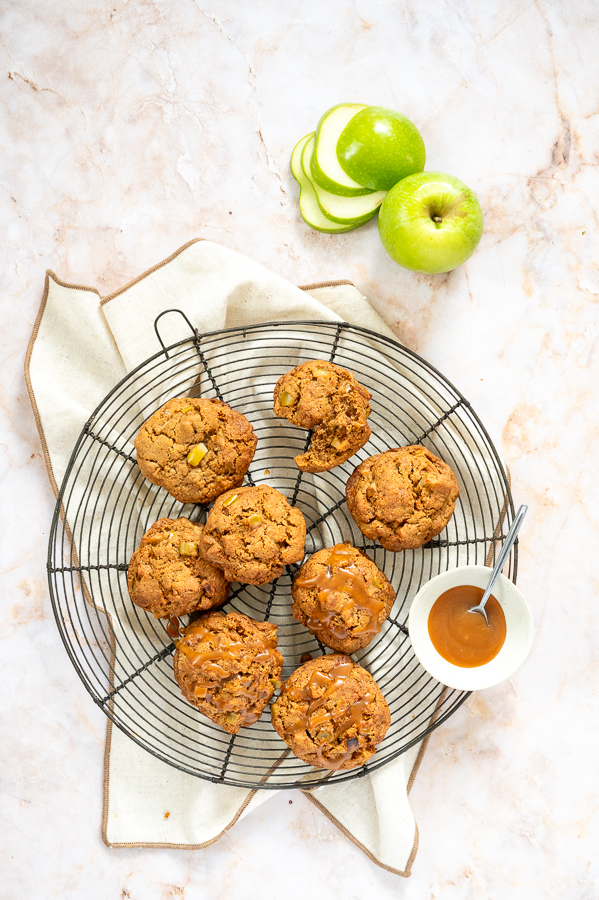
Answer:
[2,0,599,896]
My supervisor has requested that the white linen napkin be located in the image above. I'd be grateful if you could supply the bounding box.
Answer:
[26,238,432,876]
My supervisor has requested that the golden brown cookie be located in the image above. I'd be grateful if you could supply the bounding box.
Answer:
[271,654,390,770]
[134,397,257,504]
[346,445,460,551]
[173,611,284,734]
[127,517,229,618]
[200,484,306,585]
[292,543,395,653]
[273,360,371,473]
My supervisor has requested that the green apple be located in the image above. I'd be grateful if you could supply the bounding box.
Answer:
[310,104,375,197]
[301,135,385,224]
[337,106,426,191]
[378,172,484,274]
[290,134,361,233]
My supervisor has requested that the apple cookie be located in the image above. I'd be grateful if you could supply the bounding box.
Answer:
[128,518,229,619]
[292,543,395,654]
[273,359,371,472]
[271,654,390,770]
[199,484,306,585]
[134,397,257,505]
[174,611,284,734]
[345,445,460,551]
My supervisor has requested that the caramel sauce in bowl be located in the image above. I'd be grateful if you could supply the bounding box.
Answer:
[428,585,506,668]
[408,566,533,691]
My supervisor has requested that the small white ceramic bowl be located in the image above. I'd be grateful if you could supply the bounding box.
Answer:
[408,565,534,691]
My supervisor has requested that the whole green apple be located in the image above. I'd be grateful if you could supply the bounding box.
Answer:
[378,172,484,274]
[336,106,425,191]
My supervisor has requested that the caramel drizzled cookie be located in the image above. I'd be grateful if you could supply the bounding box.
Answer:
[128,517,229,618]
[200,484,306,585]
[346,445,460,551]
[273,360,371,473]
[135,397,257,504]
[271,654,390,770]
[292,543,395,653]
[174,611,284,734]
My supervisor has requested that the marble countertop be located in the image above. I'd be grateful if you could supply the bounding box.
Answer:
[2,1,598,897]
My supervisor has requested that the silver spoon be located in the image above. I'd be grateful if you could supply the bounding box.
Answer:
[468,505,528,625]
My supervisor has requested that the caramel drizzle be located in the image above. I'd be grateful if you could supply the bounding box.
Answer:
[176,623,277,725]
[285,659,373,770]
[166,616,183,638]
[315,736,361,771]
[295,544,386,640]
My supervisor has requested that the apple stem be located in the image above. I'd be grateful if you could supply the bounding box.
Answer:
[433,215,442,224]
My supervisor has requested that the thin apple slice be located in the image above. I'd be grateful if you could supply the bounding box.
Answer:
[311,104,375,197]
[301,136,385,224]
[290,134,359,233]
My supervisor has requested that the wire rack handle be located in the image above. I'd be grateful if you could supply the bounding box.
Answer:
[154,309,198,358]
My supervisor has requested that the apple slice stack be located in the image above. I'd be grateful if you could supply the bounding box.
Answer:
[290,103,425,234]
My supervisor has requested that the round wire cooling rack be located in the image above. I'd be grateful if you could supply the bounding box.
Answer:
[48,316,516,790]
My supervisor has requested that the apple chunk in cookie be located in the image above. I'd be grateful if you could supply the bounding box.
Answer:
[273,360,371,472]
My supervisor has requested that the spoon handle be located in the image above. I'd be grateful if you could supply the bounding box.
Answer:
[479,505,528,609]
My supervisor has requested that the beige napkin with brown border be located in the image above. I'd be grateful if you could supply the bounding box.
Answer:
[26,238,434,876]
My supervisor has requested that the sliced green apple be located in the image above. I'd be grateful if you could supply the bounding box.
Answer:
[301,135,385,225]
[310,104,375,197]
[337,105,426,191]
[290,134,358,233]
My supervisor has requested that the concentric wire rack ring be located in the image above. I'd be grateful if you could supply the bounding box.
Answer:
[48,317,516,790]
